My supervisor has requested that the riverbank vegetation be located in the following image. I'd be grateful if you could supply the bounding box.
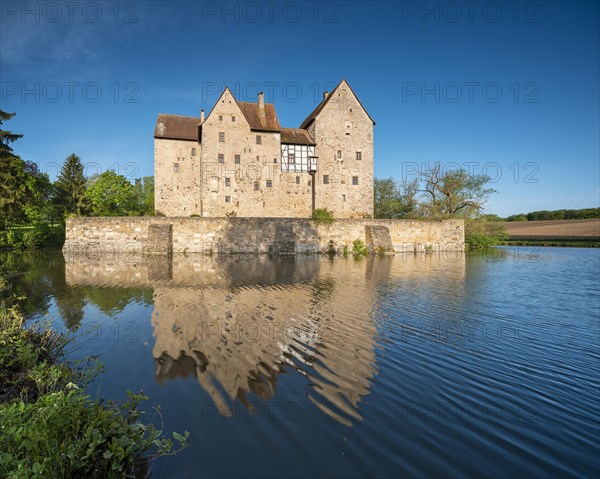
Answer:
[0,303,188,478]
[374,164,508,248]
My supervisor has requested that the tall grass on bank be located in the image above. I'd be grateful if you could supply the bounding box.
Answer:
[0,305,188,478]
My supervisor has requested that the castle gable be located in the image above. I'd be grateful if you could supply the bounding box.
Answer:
[300,79,375,129]
[203,88,250,128]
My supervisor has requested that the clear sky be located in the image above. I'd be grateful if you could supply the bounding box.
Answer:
[1,0,598,217]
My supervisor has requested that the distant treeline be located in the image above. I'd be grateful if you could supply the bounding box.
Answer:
[504,208,600,222]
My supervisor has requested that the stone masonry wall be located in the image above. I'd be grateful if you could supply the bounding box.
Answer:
[198,88,321,218]
[312,80,374,218]
[154,138,202,216]
[63,217,464,255]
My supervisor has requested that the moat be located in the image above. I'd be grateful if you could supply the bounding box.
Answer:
[1,248,598,478]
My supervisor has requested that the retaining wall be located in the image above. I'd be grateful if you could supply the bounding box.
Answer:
[63,217,464,255]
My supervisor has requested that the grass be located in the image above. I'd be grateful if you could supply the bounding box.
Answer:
[0,304,188,478]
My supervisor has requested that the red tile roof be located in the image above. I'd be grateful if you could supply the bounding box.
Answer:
[154,114,199,141]
[236,101,281,131]
[280,128,315,145]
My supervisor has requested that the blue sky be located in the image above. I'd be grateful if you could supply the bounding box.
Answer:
[1,0,598,216]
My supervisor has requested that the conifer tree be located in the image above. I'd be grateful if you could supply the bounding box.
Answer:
[53,154,88,217]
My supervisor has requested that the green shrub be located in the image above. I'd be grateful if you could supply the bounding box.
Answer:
[310,208,334,226]
[0,306,188,478]
[0,224,64,250]
[465,219,509,249]
[352,239,368,257]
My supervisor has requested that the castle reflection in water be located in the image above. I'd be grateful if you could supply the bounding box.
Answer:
[64,252,466,426]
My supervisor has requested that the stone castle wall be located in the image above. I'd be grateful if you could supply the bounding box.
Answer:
[311,84,374,218]
[63,217,464,255]
[154,81,375,219]
[154,138,202,216]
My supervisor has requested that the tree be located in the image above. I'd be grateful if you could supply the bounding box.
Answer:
[0,155,29,228]
[22,161,54,224]
[374,177,419,219]
[85,170,137,216]
[53,154,88,218]
[420,163,496,219]
[0,110,23,157]
[132,176,154,215]
[0,111,37,228]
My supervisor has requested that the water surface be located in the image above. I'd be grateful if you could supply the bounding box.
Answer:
[2,247,599,478]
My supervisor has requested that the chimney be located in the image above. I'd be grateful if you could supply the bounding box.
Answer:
[323,90,328,101]
[200,109,205,122]
[258,92,265,118]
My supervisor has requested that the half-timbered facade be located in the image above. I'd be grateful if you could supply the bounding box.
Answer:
[154,79,375,218]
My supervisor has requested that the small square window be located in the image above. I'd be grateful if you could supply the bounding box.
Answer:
[218,154,224,163]
[342,194,346,201]
[174,163,179,172]
[191,148,196,156]
[266,180,272,188]
[232,116,235,122]
[219,115,223,121]
[337,150,342,158]
[356,151,362,161]
[219,132,225,142]
[256,135,262,144]
[225,177,231,187]
[323,174,329,184]
[235,154,241,164]
[254,182,259,191]
[273,158,277,164]
[352,176,359,185]
[295,176,300,184]
[225,195,231,202]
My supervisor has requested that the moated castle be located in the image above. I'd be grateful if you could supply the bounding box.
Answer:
[153,79,375,218]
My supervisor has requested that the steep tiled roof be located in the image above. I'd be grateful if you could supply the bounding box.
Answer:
[236,101,281,131]
[280,128,315,145]
[154,114,199,141]
[300,79,375,129]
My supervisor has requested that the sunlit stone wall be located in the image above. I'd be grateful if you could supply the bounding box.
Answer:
[63,217,464,255]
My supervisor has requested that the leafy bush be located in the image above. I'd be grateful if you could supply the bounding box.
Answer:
[352,239,368,257]
[29,222,65,248]
[0,229,23,249]
[465,219,508,248]
[0,224,64,250]
[310,208,334,226]
[0,306,188,478]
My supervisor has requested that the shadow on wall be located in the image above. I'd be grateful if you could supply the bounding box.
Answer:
[221,217,322,255]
